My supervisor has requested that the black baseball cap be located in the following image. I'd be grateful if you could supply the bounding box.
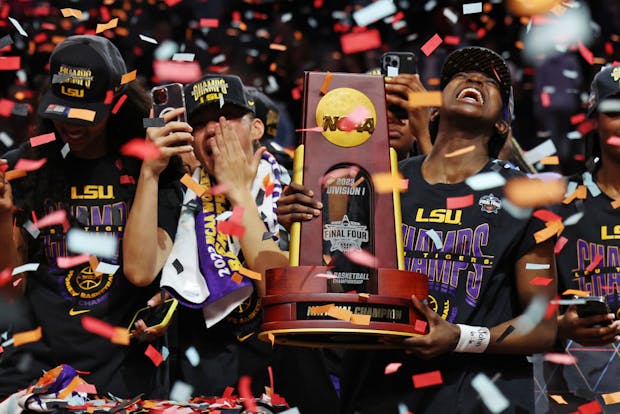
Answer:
[38,35,127,126]
[184,74,255,121]
[587,64,620,117]
[245,86,279,140]
[440,47,513,121]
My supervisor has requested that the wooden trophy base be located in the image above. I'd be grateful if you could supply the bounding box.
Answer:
[259,266,429,349]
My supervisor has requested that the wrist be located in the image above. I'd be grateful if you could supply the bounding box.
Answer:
[453,324,491,353]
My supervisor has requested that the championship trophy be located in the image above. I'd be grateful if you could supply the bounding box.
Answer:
[259,72,428,348]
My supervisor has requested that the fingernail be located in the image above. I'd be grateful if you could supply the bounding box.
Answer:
[313,209,321,216]
[615,336,620,343]
[147,300,155,307]
[608,313,615,319]
[316,202,323,209]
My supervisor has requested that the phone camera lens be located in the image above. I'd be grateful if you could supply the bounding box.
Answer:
[153,88,168,105]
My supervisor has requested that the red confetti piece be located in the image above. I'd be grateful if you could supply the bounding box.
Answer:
[74,382,97,394]
[540,92,551,107]
[296,126,323,132]
[444,35,460,45]
[446,194,474,209]
[0,56,20,70]
[111,94,127,114]
[0,267,12,287]
[577,119,596,135]
[412,370,443,388]
[0,99,15,117]
[414,319,428,333]
[34,209,67,230]
[57,254,91,269]
[144,344,164,367]
[340,29,381,55]
[570,113,586,125]
[530,277,553,286]
[586,254,603,273]
[153,60,202,84]
[344,248,379,268]
[577,400,602,414]
[199,18,219,28]
[554,236,568,254]
[421,34,443,56]
[607,136,620,146]
[384,362,402,375]
[238,376,258,413]
[81,316,115,339]
[533,209,562,223]
[544,295,560,319]
[104,90,114,105]
[119,175,135,185]
[222,386,235,399]
[120,138,162,161]
[14,158,47,172]
[29,132,56,147]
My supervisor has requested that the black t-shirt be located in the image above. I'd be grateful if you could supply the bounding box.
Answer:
[342,155,545,414]
[0,145,181,399]
[542,172,620,408]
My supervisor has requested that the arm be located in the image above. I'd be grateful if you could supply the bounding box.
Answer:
[385,74,433,155]
[123,108,194,287]
[211,117,289,297]
[394,239,558,358]
[0,161,26,297]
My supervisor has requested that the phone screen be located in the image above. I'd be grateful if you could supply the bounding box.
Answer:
[129,298,178,331]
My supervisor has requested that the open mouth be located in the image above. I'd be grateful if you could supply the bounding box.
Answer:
[456,87,484,104]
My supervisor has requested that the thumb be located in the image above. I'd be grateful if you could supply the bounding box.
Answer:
[411,294,436,321]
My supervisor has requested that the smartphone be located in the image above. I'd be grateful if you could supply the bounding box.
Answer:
[380,52,418,119]
[576,296,612,325]
[128,298,178,332]
[151,83,187,123]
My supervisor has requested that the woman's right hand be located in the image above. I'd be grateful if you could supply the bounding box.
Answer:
[0,159,14,217]
[275,182,322,232]
[143,107,194,177]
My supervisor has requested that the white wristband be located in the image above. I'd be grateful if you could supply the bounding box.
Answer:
[454,324,491,353]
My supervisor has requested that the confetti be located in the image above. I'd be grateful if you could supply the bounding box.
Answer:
[471,373,510,413]
[344,248,378,268]
[11,263,40,275]
[67,108,96,122]
[421,34,443,56]
[350,314,371,325]
[120,138,162,161]
[172,53,195,62]
[577,400,603,414]
[199,18,219,28]
[170,381,193,402]
[523,139,556,166]
[352,0,397,27]
[462,2,483,14]
[320,72,333,95]
[95,262,119,275]
[607,136,620,147]
[139,34,158,44]
[530,277,553,286]
[60,8,83,19]
[371,171,406,193]
[414,319,428,334]
[543,353,577,365]
[121,70,137,85]
[111,94,128,114]
[602,391,620,405]
[327,306,353,321]
[185,346,200,367]
[495,325,515,343]
[445,145,475,158]
[56,254,91,269]
[238,376,258,413]
[12,326,42,347]
[563,212,584,227]
[0,57,20,71]
[8,17,27,37]
[442,8,458,24]
[446,194,474,209]
[504,176,566,208]
[4,170,26,181]
[153,60,202,84]
[67,229,118,259]
[384,362,402,375]
[554,236,568,254]
[81,316,115,339]
[180,174,206,197]
[466,172,506,191]
[96,18,119,34]
[14,158,47,172]
[533,221,563,244]
[426,229,443,249]
[238,266,262,281]
[515,294,548,334]
[408,91,442,108]
[412,370,443,388]
[34,209,68,230]
[309,304,335,315]
[586,254,603,273]
[29,132,56,147]
[340,29,382,55]
[526,263,550,270]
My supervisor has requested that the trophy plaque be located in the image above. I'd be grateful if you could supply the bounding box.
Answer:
[258,72,428,349]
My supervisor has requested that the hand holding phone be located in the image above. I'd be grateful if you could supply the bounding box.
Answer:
[381,52,418,120]
[576,296,612,325]
[128,298,178,337]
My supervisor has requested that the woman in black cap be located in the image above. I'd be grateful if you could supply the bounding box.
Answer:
[0,35,181,398]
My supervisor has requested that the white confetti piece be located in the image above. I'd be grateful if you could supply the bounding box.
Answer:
[12,263,39,275]
[60,143,70,158]
[216,211,233,221]
[515,294,548,334]
[169,380,193,402]
[599,99,620,113]
[185,346,200,367]
[0,132,14,148]
[563,212,584,226]
[501,198,532,219]
[582,172,601,197]
[172,53,195,62]
[551,298,586,305]
[562,70,578,79]
[95,262,120,275]
[442,8,458,24]
[279,408,301,414]
[8,17,28,37]
[161,345,170,361]
[67,229,118,259]
[462,2,482,14]
[387,66,399,76]
[465,172,506,191]
[352,0,397,27]
[471,373,510,414]
[22,220,40,239]
[564,181,578,198]
[139,34,158,44]
[566,131,582,140]
[525,263,550,270]
[211,54,226,64]
[524,139,557,166]
[426,229,443,250]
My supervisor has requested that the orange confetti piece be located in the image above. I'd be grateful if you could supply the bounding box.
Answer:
[60,8,83,19]
[540,156,559,165]
[13,326,42,347]
[372,171,406,193]
[58,376,84,399]
[444,145,475,158]
[505,176,566,208]
[5,170,26,181]
[562,185,587,204]
[67,108,96,122]
[534,221,563,244]
[180,173,206,197]
[320,72,333,95]
[309,304,335,315]
[602,391,620,405]
[95,17,119,34]
[120,138,161,160]
[120,70,137,85]
[238,266,262,281]
[562,289,590,297]
[358,293,370,299]
[111,327,130,345]
[269,43,287,51]
[267,332,275,346]
[350,313,371,325]
[327,306,353,321]
[408,91,442,108]
[550,395,568,405]
[231,272,243,284]
[611,199,620,209]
